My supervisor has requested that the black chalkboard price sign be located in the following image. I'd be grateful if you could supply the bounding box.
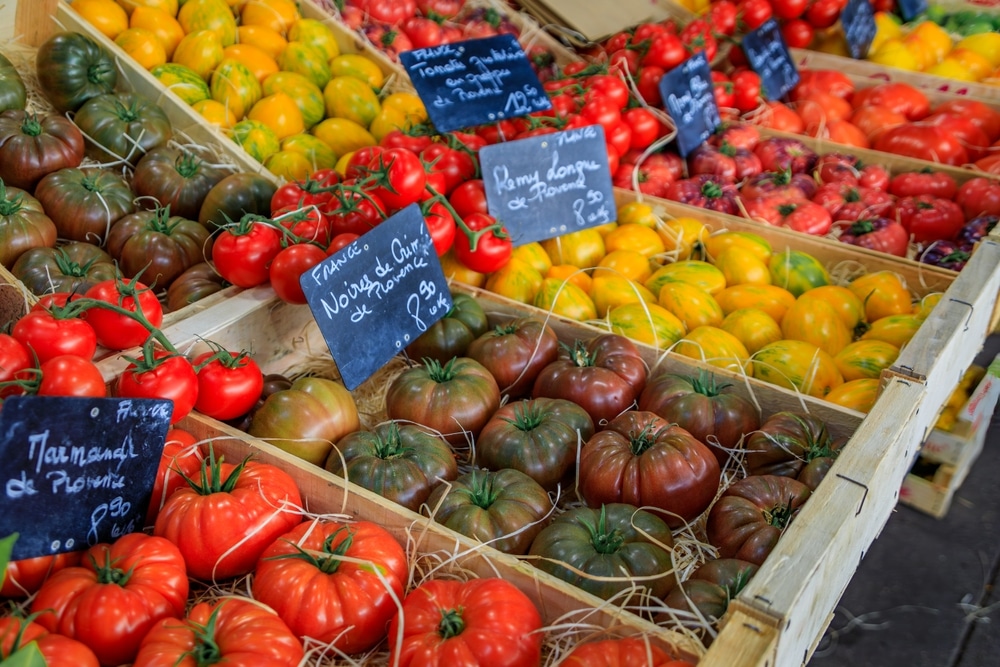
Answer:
[658,51,720,157]
[399,34,552,133]
[300,204,453,390]
[742,18,800,101]
[0,396,172,561]
[479,124,615,245]
[841,0,877,59]
[896,0,927,22]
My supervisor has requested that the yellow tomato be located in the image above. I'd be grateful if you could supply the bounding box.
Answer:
[484,257,544,304]
[589,275,656,318]
[704,230,772,264]
[546,264,592,293]
[868,38,921,71]
[330,54,386,90]
[871,11,903,53]
[280,133,337,172]
[541,228,606,269]
[439,249,485,287]
[925,58,976,82]
[533,278,598,322]
[263,149,312,182]
[223,43,279,83]
[173,30,224,80]
[657,281,723,331]
[115,28,167,69]
[247,92,304,139]
[130,6,184,59]
[834,339,900,381]
[334,151,354,176]
[913,292,943,319]
[944,48,993,81]
[617,200,658,228]
[597,249,653,283]
[752,339,844,398]
[178,0,237,47]
[75,0,130,40]
[381,92,428,124]
[824,378,880,413]
[116,0,179,16]
[848,271,913,322]
[237,25,288,60]
[287,18,340,62]
[781,297,853,357]
[367,107,410,143]
[510,242,552,274]
[240,0,300,36]
[656,216,710,260]
[720,308,783,355]
[797,285,865,330]
[324,76,381,128]
[210,58,262,120]
[262,71,325,129]
[311,117,376,159]
[957,32,1000,68]
[229,118,280,162]
[278,41,331,89]
[860,313,922,348]
[608,302,686,350]
[674,326,750,375]
[813,31,849,57]
[714,246,771,286]
[193,98,236,128]
[645,260,726,298]
[908,21,953,67]
[603,223,665,259]
[715,284,797,322]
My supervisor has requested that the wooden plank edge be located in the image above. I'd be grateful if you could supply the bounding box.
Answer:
[731,377,927,667]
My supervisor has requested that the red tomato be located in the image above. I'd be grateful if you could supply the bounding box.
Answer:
[388,578,543,667]
[773,0,808,19]
[252,518,408,653]
[781,18,815,49]
[325,184,387,236]
[212,218,283,288]
[838,217,909,256]
[888,171,958,200]
[805,0,846,29]
[34,355,106,398]
[562,638,695,667]
[956,177,1000,219]
[153,448,303,581]
[453,212,513,273]
[133,597,304,667]
[400,15,443,48]
[146,428,203,527]
[1,551,80,599]
[270,172,338,213]
[422,199,457,256]
[739,0,774,30]
[933,99,1000,143]
[0,332,31,393]
[82,278,164,350]
[923,113,991,162]
[366,147,427,212]
[269,243,328,305]
[30,533,189,666]
[790,69,855,102]
[874,123,969,166]
[11,310,96,363]
[731,69,763,114]
[641,32,688,71]
[0,615,99,666]
[420,142,476,195]
[192,347,263,420]
[584,74,631,110]
[448,179,488,218]
[272,204,331,246]
[852,82,930,120]
[623,107,665,151]
[896,195,966,242]
[327,232,360,253]
[636,66,666,106]
[709,0,740,35]
[117,350,199,424]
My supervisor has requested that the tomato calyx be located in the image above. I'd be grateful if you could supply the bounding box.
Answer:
[177,444,250,496]
[88,546,136,586]
[687,369,731,397]
[626,422,661,456]
[436,607,466,639]
[267,525,355,575]
[120,337,182,374]
[183,602,226,667]
[367,421,413,459]
[563,339,600,368]
[585,505,626,555]
[763,497,796,529]
[0,180,28,216]
[192,340,253,374]
[172,151,207,180]
[420,356,463,383]
[19,112,44,137]
[503,400,548,432]
[454,468,504,510]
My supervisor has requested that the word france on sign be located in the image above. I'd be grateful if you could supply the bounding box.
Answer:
[0,396,172,560]
[742,18,800,101]
[658,51,721,157]
[479,124,616,245]
[300,204,453,390]
[399,34,552,133]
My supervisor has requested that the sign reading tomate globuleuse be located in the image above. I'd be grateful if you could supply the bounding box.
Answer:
[300,204,453,391]
[478,124,616,245]
[0,396,172,561]
[399,34,552,133]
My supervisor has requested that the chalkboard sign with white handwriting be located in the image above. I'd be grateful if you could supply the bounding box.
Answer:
[300,204,452,390]
[0,396,172,561]
[742,18,800,101]
[399,34,552,133]
[479,125,615,245]
[659,51,720,157]
[841,0,877,59]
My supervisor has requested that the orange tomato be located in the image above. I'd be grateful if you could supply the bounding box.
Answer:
[674,326,751,375]
[720,308,783,355]
[797,285,866,330]
[603,223,665,258]
[247,92,304,139]
[715,283,797,321]
[541,228,606,269]
[913,292,943,319]
[596,249,653,283]
[848,271,913,322]
[704,230,772,264]
[545,264,592,293]
[241,0,301,37]
[656,216,710,260]
[617,200,658,228]
[178,0,238,47]
[193,99,236,128]
[589,275,656,318]
[223,43,280,83]
[510,242,552,274]
[484,257,544,304]
[608,302,686,350]
[237,25,288,61]
[657,281,723,331]
[74,0,130,39]
[173,30,225,80]
[115,28,167,69]
[752,339,844,398]
[714,246,771,286]
[834,339,900,381]
[116,0,179,16]
[780,297,853,357]
[533,278,598,322]
[439,249,485,287]
[129,6,184,58]
[824,378,880,412]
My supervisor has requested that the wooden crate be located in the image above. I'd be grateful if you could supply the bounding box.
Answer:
[899,353,1000,517]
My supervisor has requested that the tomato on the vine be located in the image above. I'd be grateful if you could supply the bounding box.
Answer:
[365,147,427,212]
[117,347,199,424]
[452,212,513,273]
[192,346,264,421]
[269,243,328,305]
[82,277,163,350]
[421,199,457,256]
[212,217,283,288]
[12,309,97,363]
